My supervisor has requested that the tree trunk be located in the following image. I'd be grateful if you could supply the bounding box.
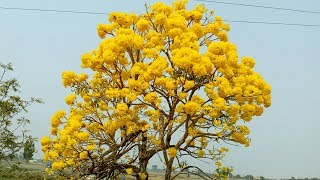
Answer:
[137,133,149,180]
[164,159,174,180]
[136,160,148,180]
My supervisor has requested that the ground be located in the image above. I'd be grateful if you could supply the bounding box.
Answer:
[0,161,205,180]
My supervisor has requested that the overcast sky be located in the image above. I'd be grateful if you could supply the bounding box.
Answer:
[1,0,319,178]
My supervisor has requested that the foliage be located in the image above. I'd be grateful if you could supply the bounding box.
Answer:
[152,165,158,171]
[41,0,271,179]
[0,164,54,180]
[0,62,42,162]
[23,137,36,161]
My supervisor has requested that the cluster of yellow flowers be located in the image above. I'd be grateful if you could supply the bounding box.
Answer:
[42,0,271,177]
[167,147,177,158]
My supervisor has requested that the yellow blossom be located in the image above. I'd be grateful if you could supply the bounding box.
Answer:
[215,161,222,167]
[40,136,51,146]
[52,161,65,170]
[62,71,77,87]
[65,94,76,105]
[79,151,88,160]
[139,172,147,180]
[183,80,195,89]
[198,149,205,157]
[116,103,128,113]
[77,73,88,82]
[167,148,177,158]
[136,19,150,32]
[126,168,133,175]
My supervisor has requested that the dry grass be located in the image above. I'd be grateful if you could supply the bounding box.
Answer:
[125,172,204,180]
[19,163,46,171]
[2,161,205,180]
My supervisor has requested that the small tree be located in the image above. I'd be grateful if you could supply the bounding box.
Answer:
[244,175,254,180]
[42,0,271,179]
[152,165,158,171]
[0,62,42,163]
[23,137,36,162]
[234,174,243,179]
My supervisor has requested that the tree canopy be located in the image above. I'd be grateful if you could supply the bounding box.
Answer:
[0,62,42,162]
[41,0,271,179]
[23,138,36,162]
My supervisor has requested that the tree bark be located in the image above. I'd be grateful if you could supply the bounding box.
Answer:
[137,133,149,180]
[164,158,174,180]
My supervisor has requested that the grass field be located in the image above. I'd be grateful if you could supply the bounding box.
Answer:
[0,161,206,180]
[125,172,202,180]
[0,161,47,180]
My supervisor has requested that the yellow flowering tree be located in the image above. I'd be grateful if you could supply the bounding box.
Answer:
[41,0,271,179]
